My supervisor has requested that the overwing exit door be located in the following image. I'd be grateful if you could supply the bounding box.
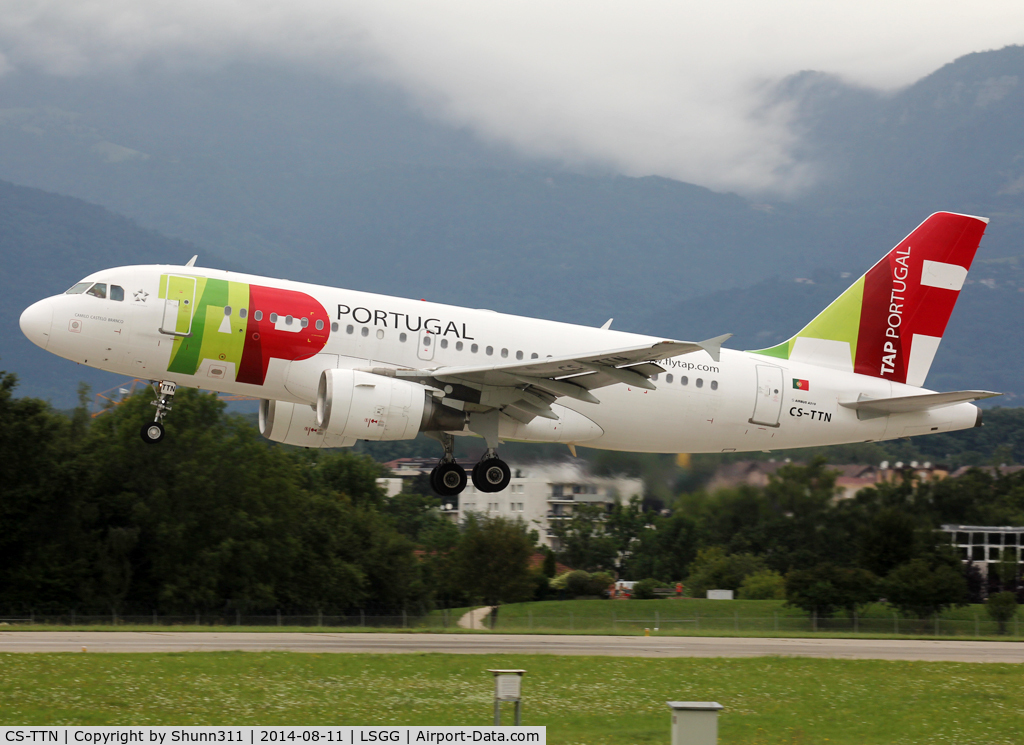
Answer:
[749,364,784,427]
[160,275,197,336]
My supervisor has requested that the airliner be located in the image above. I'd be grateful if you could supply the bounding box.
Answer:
[20,212,998,495]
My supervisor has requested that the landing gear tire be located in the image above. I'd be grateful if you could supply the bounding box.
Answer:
[433,462,468,496]
[472,458,511,493]
[140,421,165,444]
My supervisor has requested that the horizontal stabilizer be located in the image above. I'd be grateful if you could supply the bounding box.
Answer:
[839,390,1000,415]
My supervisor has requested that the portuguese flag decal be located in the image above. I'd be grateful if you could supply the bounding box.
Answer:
[793,378,810,391]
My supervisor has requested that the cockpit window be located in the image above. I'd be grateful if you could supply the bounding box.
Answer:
[66,282,92,294]
[86,283,107,299]
[110,285,125,302]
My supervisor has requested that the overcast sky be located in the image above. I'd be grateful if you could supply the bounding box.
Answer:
[3,0,1024,194]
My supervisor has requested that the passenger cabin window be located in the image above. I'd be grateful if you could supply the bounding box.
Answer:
[315,319,324,330]
[239,308,248,319]
[66,282,91,294]
[254,311,263,321]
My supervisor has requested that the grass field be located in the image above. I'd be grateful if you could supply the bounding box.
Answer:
[1,652,1021,744]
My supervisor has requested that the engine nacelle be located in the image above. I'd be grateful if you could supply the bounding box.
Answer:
[317,369,464,441]
[259,399,357,448]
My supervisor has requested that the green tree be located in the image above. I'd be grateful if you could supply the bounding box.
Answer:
[738,569,786,600]
[881,558,968,619]
[685,547,766,598]
[0,372,92,609]
[986,591,1019,634]
[541,547,557,578]
[626,513,697,582]
[785,564,878,618]
[857,508,921,576]
[550,502,618,571]
[454,515,535,606]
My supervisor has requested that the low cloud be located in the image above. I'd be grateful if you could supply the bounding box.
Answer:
[3,0,1023,194]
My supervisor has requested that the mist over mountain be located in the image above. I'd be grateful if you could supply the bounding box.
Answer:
[4,46,1024,406]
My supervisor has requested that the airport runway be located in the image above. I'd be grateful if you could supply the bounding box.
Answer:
[0,631,1021,662]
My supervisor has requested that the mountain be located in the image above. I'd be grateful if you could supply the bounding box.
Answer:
[0,180,221,403]
[638,254,1024,401]
[6,47,1024,405]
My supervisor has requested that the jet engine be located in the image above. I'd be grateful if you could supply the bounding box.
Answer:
[317,368,465,441]
[259,398,357,448]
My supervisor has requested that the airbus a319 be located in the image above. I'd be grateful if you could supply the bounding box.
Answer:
[20,212,998,495]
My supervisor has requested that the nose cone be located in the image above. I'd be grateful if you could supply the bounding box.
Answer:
[20,300,53,350]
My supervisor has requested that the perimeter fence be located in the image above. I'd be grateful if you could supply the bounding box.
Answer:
[2,607,1022,638]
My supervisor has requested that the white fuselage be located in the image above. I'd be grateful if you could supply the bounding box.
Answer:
[22,264,980,453]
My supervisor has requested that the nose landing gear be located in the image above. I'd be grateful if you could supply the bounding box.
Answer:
[140,381,176,444]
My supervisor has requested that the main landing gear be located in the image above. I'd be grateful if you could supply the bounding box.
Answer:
[427,433,511,495]
[140,381,176,445]
[429,433,468,497]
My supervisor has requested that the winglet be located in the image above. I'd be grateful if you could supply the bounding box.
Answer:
[600,318,613,330]
[697,333,732,363]
[185,255,198,267]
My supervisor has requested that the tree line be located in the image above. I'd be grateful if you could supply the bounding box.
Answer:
[550,458,1024,619]
[0,374,539,615]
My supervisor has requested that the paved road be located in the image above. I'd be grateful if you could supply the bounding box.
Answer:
[1,632,1021,662]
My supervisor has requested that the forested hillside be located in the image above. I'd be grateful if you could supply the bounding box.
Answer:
[0,180,226,402]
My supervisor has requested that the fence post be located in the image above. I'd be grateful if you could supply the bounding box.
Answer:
[196,611,200,626]
[570,611,574,632]
[529,609,533,631]
[403,609,408,629]
[974,614,979,637]
[236,609,241,627]
[1016,612,1019,638]
[935,615,939,636]
[893,613,898,635]
[853,610,858,634]
[112,609,116,626]
[655,610,660,630]
[276,610,281,627]
[71,610,75,626]
[734,611,739,632]
[153,610,157,626]
[696,611,700,631]
[812,610,817,632]
[318,610,323,628]
[361,609,365,627]
[773,611,778,632]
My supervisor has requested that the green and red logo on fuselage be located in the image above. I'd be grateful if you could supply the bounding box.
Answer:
[160,275,329,386]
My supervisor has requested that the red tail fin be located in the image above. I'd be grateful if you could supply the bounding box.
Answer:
[853,212,986,386]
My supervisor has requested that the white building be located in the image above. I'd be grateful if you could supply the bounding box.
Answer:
[379,459,643,549]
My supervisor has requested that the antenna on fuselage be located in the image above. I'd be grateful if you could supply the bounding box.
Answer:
[185,255,198,267]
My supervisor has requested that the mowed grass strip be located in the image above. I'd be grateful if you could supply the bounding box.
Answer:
[0,652,1021,744]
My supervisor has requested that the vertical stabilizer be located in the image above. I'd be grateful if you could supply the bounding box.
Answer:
[752,212,988,386]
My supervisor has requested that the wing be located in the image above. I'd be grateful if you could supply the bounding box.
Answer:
[386,334,731,424]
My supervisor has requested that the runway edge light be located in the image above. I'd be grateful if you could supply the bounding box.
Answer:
[667,701,723,745]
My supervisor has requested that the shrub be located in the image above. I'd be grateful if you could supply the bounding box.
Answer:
[881,558,967,618]
[565,570,598,597]
[987,591,1019,634]
[786,563,878,618]
[738,569,786,600]
[632,578,661,600]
